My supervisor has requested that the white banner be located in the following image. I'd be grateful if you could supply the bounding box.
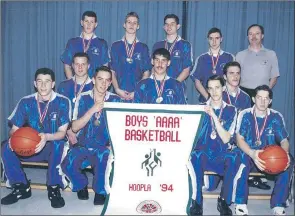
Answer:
[102,103,205,215]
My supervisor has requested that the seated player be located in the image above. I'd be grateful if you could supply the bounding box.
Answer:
[58,52,93,145]
[133,48,186,104]
[190,75,238,216]
[61,66,122,205]
[234,85,294,215]
[1,68,70,208]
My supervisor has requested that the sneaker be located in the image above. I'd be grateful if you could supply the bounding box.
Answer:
[272,207,286,215]
[190,199,203,216]
[235,204,249,215]
[47,185,65,208]
[248,177,271,190]
[93,193,106,205]
[217,197,232,216]
[77,186,89,200]
[1,183,31,205]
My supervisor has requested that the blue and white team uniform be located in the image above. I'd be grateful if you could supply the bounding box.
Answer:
[57,76,93,113]
[1,92,71,188]
[61,34,109,78]
[190,99,239,206]
[190,50,234,103]
[233,107,294,208]
[133,75,186,104]
[152,36,193,89]
[61,91,122,195]
[206,87,251,191]
[110,38,152,93]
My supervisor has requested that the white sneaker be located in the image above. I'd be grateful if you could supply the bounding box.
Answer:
[272,207,286,215]
[235,204,249,215]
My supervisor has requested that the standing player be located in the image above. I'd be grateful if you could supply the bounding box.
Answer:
[110,12,151,101]
[133,48,186,104]
[236,24,280,103]
[61,11,109,78]
[152,14,193,92]
[1,68,71,208]
[61,66,122,205]
[58,52,93,145]
[191,27,234,103]
[234,85,293,215]
[190,75,238,216]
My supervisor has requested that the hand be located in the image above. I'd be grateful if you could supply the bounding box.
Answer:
[91,100,104,115]
[125,92,134,100]
[67,129,77,145]
[35,133,48,154]
[250,149,266,171]
[284,152,291,171]
[116,88,130,100]
[204,105,217,120]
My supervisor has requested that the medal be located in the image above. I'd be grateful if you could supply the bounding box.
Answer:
[124,37,136,64]
[253,108,268,148]
[210,131,217,140]
[225,86,240,106]
[36,94,51,131]
[165,35,179,55]
[72,97,76,103]
[210,49,220,75]
[73,76,88,104]
[94,119,100,126]
[153,73,166,104]
[82,33,93,53]
[38,121,44,130]
[156,97,163,104]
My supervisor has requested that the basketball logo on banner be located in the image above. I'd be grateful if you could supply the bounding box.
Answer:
[102,103,205,215]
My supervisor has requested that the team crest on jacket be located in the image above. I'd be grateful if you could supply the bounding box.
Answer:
[136,200,162,214]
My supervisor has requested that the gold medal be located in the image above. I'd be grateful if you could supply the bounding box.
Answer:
[212,69,216,74]
[156,97,163,104]
[210,131,217,140]
[255,140,262,146]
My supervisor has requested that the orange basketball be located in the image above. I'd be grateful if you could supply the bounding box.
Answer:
[258,145,289,175]
[10,127,41,157]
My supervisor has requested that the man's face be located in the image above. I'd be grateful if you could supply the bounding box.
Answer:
[92,71,112,94]
[208,32,222,50]
[34,74,55,98]
[81,16,97,34]
[207,80,223,102]
[72,57,89,78]
[253,90,271,112]
[248,26,264,46]
[152,55,171,76]
[224,66,241,88]
[124,16,139,34]
[163,18,180,36]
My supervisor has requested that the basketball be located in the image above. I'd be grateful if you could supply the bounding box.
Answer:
[10,127,41,157]
[258,145,289,175]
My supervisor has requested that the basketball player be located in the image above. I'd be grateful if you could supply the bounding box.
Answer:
[61,11,109,78]
[110,12,151,101]
[152,14,193,92]
[191,27,234,103]
[61,66,122,205]
[1,68,71,208]
[133,48,186,104]
[190,75,238,216]
[58,52,93,145]
[234,85,293,215]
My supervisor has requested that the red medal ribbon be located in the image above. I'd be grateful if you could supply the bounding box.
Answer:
[210,102,224,132]
[37,94,51,125]
[210,49,220,72]
[225,87,240,105]
[82,33,94,53]
[253,110,268,143]
[124,37,137,60]
[165,35,179,54]
[74,76,88,99]
[152,73,166,99]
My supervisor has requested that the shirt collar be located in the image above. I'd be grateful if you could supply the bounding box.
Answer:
[165,35,182,43]
[205,98,226,109]
[149,73,170,80]
[79,33,97,39]
[247,45,266,52]
[90,90,110,100]
[121,37,139,43]
[72,76,92,84]
[207,49,224,55]
[223,85,241,96]
[35,91,57,102]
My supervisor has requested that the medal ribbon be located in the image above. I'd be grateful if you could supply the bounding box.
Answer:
[94,93,107,124]
[210,102,224,132]
[124,37,137,60]
[74,76,88,100]
[152,73,166,99]
[82,33,94,53]
[37,94,51,125]
[225,87,240,105]
[210,49,220,72]
[253,110,268,143]
[165,35,179,54]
